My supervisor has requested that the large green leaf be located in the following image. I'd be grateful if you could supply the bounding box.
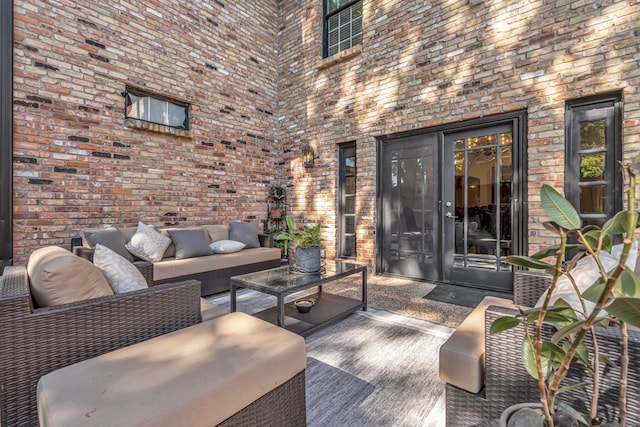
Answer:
[555,401,592,426]
[617,269,640,298]
[505,255,553,270]
[521,338,564,380]
[531,244,579,260]
[606,298,640,328]
[490,316,520,334]
[523,304,576,325]
[582,277,608,303]
[582,230,612,253]
[552,319,588,344]
[540,184,581,230]
[602,211,638,236]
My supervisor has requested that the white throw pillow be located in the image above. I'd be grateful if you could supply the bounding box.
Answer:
[125,222,171,262]
[94,244,149,294]
[535,241,638,316]
[209,240,246,254]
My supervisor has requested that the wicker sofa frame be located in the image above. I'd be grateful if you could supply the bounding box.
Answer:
[445,270,640,426]
[73,233,281,296]
[0,265,307,427]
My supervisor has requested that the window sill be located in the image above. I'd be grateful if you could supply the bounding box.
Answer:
[317,45,362,71]
[124,118,191,138]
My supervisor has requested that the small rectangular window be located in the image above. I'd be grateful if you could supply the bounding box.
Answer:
[338,142,357,258]
[324,0,363,58]
[125,89,190,129]
[565,94,622,229]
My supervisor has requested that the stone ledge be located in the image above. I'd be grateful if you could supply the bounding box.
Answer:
[317,45,362,71]
[124,118,191,138]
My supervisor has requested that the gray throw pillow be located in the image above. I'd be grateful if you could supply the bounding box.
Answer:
[167,228,213,259]
[229,222,261,249]
[82,227,134,262]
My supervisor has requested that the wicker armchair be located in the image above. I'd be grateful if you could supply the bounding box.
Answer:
[445,270,640,426]
[0,265,203,427]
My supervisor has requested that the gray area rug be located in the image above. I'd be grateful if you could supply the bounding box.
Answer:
[209,290,453,427]
[424,283,511,308]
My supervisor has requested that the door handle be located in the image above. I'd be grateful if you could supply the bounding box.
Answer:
[445,212,457,219]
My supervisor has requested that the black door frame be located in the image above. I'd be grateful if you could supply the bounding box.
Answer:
[1,0,13,272]
[376,111,528,291]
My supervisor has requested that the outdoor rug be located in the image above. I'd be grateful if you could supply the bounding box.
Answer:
[209,290,453,427]
[424,282,511,308]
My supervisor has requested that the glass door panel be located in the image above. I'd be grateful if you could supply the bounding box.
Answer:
[381,134,439,280]
[444,125,513,290]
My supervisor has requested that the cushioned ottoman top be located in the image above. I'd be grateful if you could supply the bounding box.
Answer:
[37,312,306,427]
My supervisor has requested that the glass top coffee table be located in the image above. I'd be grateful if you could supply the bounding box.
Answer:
[230,261,367,336]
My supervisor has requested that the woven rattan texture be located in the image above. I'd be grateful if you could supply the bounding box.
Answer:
[218,371,307,426]
[0,266,202,427]
[445,270,640,426]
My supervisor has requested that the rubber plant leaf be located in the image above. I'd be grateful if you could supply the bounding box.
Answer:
[582,230,612,254]
[582,276,608,303]
[540,184,581,231]
[606,297,640,328]
[505,255,553,270]
[521,338,564,380]
[531,244,579,260]
[602,211,638,236]
[489,316,520,334]
[555,401,592,426]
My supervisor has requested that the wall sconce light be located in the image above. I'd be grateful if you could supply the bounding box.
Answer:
[303,144,315,168]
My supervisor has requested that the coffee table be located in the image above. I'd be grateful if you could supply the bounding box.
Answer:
[230,261,367,336]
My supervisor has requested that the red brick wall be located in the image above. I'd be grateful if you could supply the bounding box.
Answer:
[12,0,640,269]
[12,0,280,263]
[277,0,640,267]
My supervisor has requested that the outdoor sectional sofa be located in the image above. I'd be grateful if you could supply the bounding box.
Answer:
[440,270,640,426]
[74,222,282,296]
[0,243,305,427]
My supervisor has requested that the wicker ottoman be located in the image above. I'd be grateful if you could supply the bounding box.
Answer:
[38,312,307,427]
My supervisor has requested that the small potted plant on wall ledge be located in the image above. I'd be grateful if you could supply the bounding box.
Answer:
[267,186,286,219]
[276,215,323,273]
[491,161,640,426]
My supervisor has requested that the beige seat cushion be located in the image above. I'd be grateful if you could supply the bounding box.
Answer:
[27,246,114,307]
[439,295,514,393]
[199,298,227,321]
[38,312,306,427]
[153,247,281,281]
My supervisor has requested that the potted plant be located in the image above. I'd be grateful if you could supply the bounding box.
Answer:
[276,215,323,273]
[267,186,286,219]
[491,162,640,426]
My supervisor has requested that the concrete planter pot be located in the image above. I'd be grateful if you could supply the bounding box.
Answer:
[295,247,321,273]
[500,403,577,427]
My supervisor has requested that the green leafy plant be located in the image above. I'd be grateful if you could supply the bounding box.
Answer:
[491,162,640,426]
[276,216,323,256]
[267,186,286,200]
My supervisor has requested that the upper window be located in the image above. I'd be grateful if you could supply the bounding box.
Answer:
[565,94,622,230]
[324,0,363,58]
[125,89,190,129]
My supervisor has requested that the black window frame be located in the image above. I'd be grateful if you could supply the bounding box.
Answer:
[124,88,191,130]
[323,0,363,58]
[0,0,13,272]
[338,142,357,259]
[564,93,622,229]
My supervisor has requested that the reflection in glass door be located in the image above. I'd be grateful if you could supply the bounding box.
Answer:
[379,116,523,291]
[381,134,439,280]
[443,125,514,290]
